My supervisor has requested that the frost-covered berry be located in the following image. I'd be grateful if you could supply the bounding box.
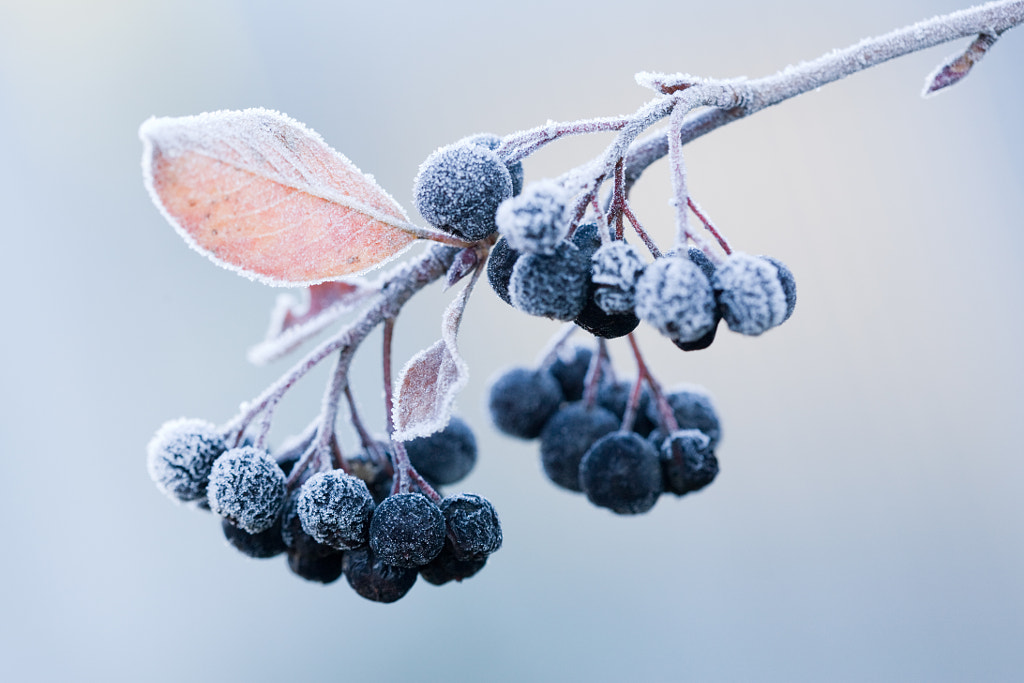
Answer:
[287,546,344,584]
[761,255,797,323]
[540,402,620,491]
[221,517,287,559]
[413,142,512,241]
[574,291,641,339]
[509,241,589,321]
[343,547,418,603]
[548,345,593,402]
[404,416,477,485]
[635,256,717,343]
[488,367,564,439]
[592,241,646,314]
[495,179,570,254]
[146,418,226,502]
[712,252,791,335]
[645,386,721,448]
[207,446,286,534]
[296,471,375,550]
[439,494,502,561]
[464,132,524,196]
[419,547,487,586]
[486,237,520,306]
[369,493,446,568]
[672,317,720,352]
[657,429,719,496]
[579,433,663,515]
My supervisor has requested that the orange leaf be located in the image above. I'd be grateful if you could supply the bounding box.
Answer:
[140,108,418,286]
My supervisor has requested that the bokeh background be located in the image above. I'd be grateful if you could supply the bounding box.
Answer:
[1,0,1022,680]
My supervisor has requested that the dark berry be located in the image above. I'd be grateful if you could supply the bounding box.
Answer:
[548,345,593,402]
[369,493,446,568]
[221,517,287,559]
[711,253,790,335]
[287,547,344,584]
[579,432,663,515]
[574,294,641,339]
[404,416,477,485]
[439,494,502,561]
[464,132,523,196]
[645,387,721,449]
[343,547,418,603]
[509,241,590,321]
[413,141,512,241]
[146,418,226,503]
[296,471,376,550]
[658,429,719,496]
[487,367,564,440]
[495,179,570,254]
[207,446,286,534]
[635,256,717,343]
[672,316,720,352]
[570,222,602,257]
[419,547,487,586]
[539,402,619,492]
[487,237,520,306]
[761,255,797,323]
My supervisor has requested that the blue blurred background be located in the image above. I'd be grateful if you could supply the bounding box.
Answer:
[1,0,1022,680]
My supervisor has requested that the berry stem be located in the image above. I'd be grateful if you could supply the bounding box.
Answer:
[499,115,632,164]
[383,317,397,437]
[619,374,645,433]
[626,333,679,432]
[222,244,457,438]
[668,102,694,251]
[622,201,662,258]
[582,338,610,410]
[687,197,732,256]
[612,159,626,240]
[537,323,580,371]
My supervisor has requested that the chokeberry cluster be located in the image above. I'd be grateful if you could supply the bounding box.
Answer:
[147,415,501,602]
[487,340,722,514]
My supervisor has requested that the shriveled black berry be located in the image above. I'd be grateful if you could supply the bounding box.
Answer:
[579,432,663,515]
[548,345,593,402]
[146,418,226,502]
[207,447,286,534]
[369,493,446,568]
[539,402,619,491]
[712,252,790,335]
[487,237,520,306]
[645,386,721,448]
[404,416,477,485]
[439,494,502,561]
[658,429,719,496]
[343,546,418,603]
[413,141,512,241]
[221,517,287,559]
[761,255,797,322]
[596,381,657,437]
[296,471,376,550]
[464,132,524,196]
[488,367,564,440]
[287,547,344,584]
[509,241,590,320]
[687,245,716,281]
[635,257,717,343]
[495,179,570,254]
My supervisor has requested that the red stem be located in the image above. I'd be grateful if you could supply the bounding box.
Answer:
[687,196,732,255]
